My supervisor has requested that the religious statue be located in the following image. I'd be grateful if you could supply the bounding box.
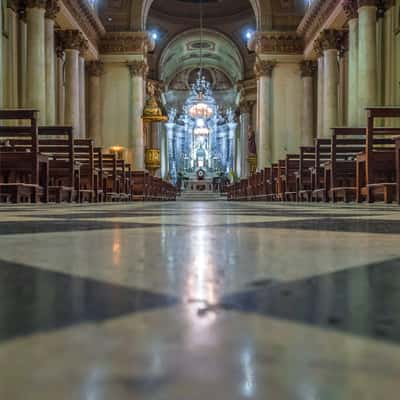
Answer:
[168,108,177,123]
[147,81,157,97]
[142,80,167,122]
[248,126,257,155]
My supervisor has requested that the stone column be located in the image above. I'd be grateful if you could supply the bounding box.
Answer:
[254,60,275,168]
[319,30,341,138]
[358,0,378,125]
[55,45,65,125]
[160,126,168,179]
[127,61,147,170]
[239,102,251,178]
[44,0,59,125]
[227,122,237,174]
[314,39,325,138]
[87,61,104,145]
[26,0,47,124]
[79,55,87,138]
[0,0,3,107]
[165,122,175,177]
[343,0,359,126]
[6,2,19,108]
[18,13,28,107]
[300,60,316,146]
[58,30,85,137]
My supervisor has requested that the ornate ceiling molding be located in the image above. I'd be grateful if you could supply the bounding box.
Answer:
[296,0,338,46]
[99,32,155,55]
[248,31,304,55]
[61,0,105,46]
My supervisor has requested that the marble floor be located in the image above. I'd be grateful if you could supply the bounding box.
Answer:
[1,201,400,399]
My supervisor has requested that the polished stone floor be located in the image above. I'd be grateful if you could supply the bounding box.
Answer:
[1,201,400,399]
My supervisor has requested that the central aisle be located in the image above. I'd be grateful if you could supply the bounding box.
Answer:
[1,202,400,399]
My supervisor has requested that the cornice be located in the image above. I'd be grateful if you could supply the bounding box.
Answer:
[61,0,105,46]
[297,0,338,45]
[100,32,155,55]
[248,31,304,55]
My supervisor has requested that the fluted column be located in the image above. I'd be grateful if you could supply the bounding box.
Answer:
[358,0,378,124]
[87,61,103,145]
[343,0,359,126]
[0,2,3,107]
[55,45,65,125]
[160,127,168,179]
[239,102,251,178]
[79,55,87,138]
[26,0,47,124]
[254,60,275,168]
[45,0,59,125]
[300,60,316,146]
[314,39,325,138]
[165,122,175,177]
[127,61,147,170]
[58,30,85,137]
[6,2,19,108]
[18,13,28,107]
[319,30,342,138]
[228,122,237,174]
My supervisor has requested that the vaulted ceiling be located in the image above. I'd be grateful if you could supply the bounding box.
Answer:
[98,0,307,80]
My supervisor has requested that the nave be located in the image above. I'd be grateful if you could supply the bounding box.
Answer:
[1,201,400,399]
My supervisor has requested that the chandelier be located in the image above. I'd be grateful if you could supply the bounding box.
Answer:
[187,0,214,120]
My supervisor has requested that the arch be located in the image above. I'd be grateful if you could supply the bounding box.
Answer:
[136,0,272,32]
[159,28,244,85]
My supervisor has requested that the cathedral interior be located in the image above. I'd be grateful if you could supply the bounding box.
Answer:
[1,0,400,398]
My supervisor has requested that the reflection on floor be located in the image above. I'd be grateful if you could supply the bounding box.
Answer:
[1,202,400,399]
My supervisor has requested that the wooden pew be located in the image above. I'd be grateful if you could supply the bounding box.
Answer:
[266,163,278,201]
[38,126,76,202]
[328,127,365,203]
[311,138,331,202]
[282,154,300,201]
[131,170,148,201]
[276,160,286,201]
[102,153,120,201]
[0,109,48,203]
[116,159,131,201]
[74,139,96,202]
[356,107,400,203]
[93,147,105,202]
[296,146,315,202]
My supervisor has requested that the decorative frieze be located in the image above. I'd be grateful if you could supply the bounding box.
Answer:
[100,32,155,55]
[297,0,338,46]
[87,61,104,77]
[45,0,59,19]
[254,60,276,78]
[62,0,105,46]
[248,32,303,55]
[127,61,148,78]
[300,60,317,78]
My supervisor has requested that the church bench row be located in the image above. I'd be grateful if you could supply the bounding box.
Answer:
[0,109,177,203]
[227,107,400,205]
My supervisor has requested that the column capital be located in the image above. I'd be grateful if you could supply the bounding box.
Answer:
[342,0,358,20]
[254,60,276,78]
[318,29,345,51]
[57,30,87,52]
[300,60,317,78]
[127,60,148,77]
[25,0,47,9]
[45,0,60,19]
[87,61,104,77]
[313,38,324,58]
[377,0,394,17]
[6,0,19,12]
[239,100,253,114]
[358,0,378,7]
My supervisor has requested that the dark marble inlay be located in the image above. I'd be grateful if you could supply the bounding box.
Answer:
[0,259,178,342]
[220,258,400,344]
